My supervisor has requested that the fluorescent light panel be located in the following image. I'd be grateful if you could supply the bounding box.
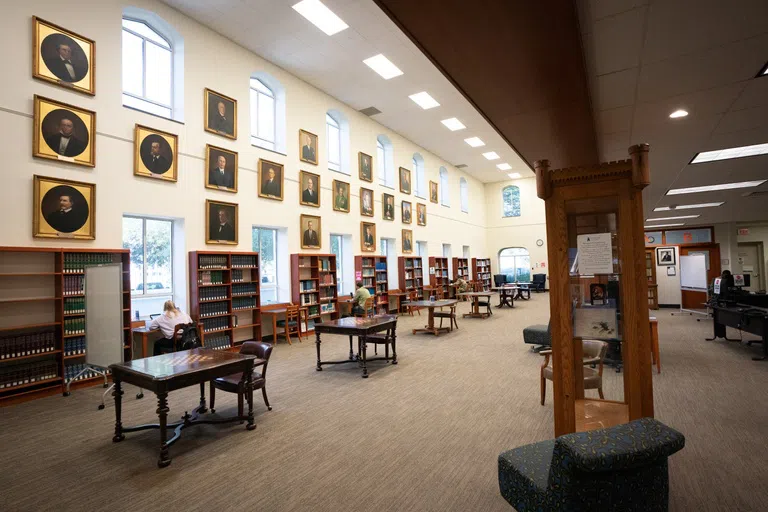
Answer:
[363,54,403,80]
[508,173,521,179]
[292,0,348,36]
[482,151,500,160]
[669,109,688,118]
[644,223,686,228]
[667,180,766,195]
[691,142,768,163]
[654,202,723,211]
[409,91,440,110]
[441,118,465,131]
[497,163,511,171]
[645,215,700,222]
[464,137,485,147]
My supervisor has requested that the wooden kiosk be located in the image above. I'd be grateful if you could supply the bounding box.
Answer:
[535,144,654,437]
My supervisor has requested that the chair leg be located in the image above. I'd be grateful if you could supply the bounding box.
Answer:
[598,387,604,400]
[237,385,244,419]
[262,386,272,411]
[385,343,389,360]
[285,328,292,346]
[540,375,546,405]
[210,382,216,413]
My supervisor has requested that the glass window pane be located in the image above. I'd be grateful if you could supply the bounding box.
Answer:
[330,235,342,293]
[250,87,259,139]
[503,186,521,217]
[380,239,387,256]
[122,30,143,96]
[122,19,170,49]
[145,219,173,294]
[326,113,339,128]
[327,124,340,167]
[144,43,172,106]
[122,94,172,118]
[258,93,275,143]
[251,78,272,96]
[254,227,278,305]
[122,217,144,294]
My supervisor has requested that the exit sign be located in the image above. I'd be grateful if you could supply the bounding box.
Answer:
[738,228,750,236]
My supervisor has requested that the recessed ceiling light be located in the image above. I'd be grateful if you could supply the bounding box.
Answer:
[292,0,348,36]
[644,223,686,228]
[482,151,500,160]
[653,202,724,211]
[690,142,768,163]
[508,173,521,179]
[497,163,512,171]
[669,109,688,119]
[409,92,440,110]
[363,54,403,80]
[758,61,768,77]
[645,215,700,222]
[441,118,465,131]
[667,180,766,195]
[464,137,485,147]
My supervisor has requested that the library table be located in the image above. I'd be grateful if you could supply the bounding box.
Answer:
[458,292,494,319]
[409,299,459,336]
[110,348,260,468]
[314,315,397,378]
[492,286,517,308]
[388,290,408,314]
[261,305,309,343]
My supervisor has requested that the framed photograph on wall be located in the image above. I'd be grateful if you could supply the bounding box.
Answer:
[359,152,373,182]
[402,229,413,254]
[205,144,238,193]
[361,222,376,252]
[134,124,178,182]
[360,187,374,217]
[299,170,321,207]
[300,214,321,249]
[656,247,675,266]
[33,95,96,167]
[429,181,438,203]
[33,17,95,95]
[34,175,95,240]
[258,159,284,200]
[416,203,427,226]
[299,129,318,165]
[401,200,412,224]
[399,167,412,194]
[204,88,237,139]
[332,180,350,213]
[382,193,395,221]
[206,199,238,245]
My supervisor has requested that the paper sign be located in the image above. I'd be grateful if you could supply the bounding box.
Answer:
[57,155,75,162]
[743,265,754,272]
[355,271,362,281]
[576,233,613,275]
[714,278,721,295]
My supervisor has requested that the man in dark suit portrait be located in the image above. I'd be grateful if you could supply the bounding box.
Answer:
[43,42,87,83]
[211,208,235,241]
[401,171,411,192]
[143,141,171,175]
[302,134,316,162]
[430,185,438,203]
[364,226,374,248]
[362,193,373,215]
[209,155,235,189]
[384,196,394,219]
[44,117,86,157]
[261,166,281,197]
[418,207,426,225]
[361,156,371,180]
[45,192,87,233]
[403,204,412,223]
[334,183,348,210]
[302,177,318,205]
[403,233,412,252]
[211,100,233,135]
[303,220,319,247]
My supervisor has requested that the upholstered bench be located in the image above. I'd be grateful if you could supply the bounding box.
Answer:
[523,321,551,352]
[498,417,685,511]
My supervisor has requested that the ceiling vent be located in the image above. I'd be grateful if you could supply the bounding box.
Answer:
[455,164,468,169]
[358,106,381,116]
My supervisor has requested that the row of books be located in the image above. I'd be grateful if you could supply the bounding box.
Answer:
[362,269,375,277]
[361,258,376,266]
[232,269,255,282]
[64,337,86,356]
[233,283,258,296]
[300,279,317,292]
[64,363,107,384]
[320,274,335,286]
[232,297,257,310]
[376,284,387,294]
[199,270,225,285]
[205,334,231,350]
[300,294,318,306]
[63,275,84,296]
[362,277,375,287]
[375,262,387,271]
[199,302,229,318]
[231,255,258,268]
[404,260,423,269]
[319,303,335,314]
[307,305,320,317]
[319,288,336,300]
[200,286,228,301]
[64,318,86,335]
[201,317,229,333]
[198,255,227,269]
[319,258,332,271]
[404,271,423,279]
[64,297,86,314]
[63,253,115,273]
[0,332,57,360]
[0,362,59,389]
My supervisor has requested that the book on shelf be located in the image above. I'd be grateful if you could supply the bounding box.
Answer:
[1,332,57,359]
[198,254,228,269]
[63,252,116,273]
[231,255,257,268]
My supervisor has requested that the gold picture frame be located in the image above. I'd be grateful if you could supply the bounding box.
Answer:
[206,199,238,245]
[402,229,413,254]
[332,180,350,213]
[33,16,95,96]
[401,200,412,224]
[205,144,238,193]
[399,167,411,194]
[299,129,318,165]
[258,159,284,201]
[204,88,237,140]
[382,193,395,221]
[33,95,96,167]
[299,170,321,207]
[33,175,95,240]
[361,222,376,253]
[300,214,322,249]
[359,152,373,182]
[134,124,178,182]
[429,180,438,203]
[360,187,374,217]
[417,203,427,226]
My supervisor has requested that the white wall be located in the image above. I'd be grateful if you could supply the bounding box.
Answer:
[654,246,681,305]
[716,222,768,290]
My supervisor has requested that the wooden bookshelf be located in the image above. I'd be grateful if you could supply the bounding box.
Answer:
[398,256,424,299]
[472,257,492,291]
[355,255,389,313]
[452,257,470,280]
[189,251,261,351]
[291,253,339,333]
[0,247,130,405]
[429,257,450,297]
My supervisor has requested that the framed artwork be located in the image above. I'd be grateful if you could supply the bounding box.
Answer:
[573,307,618,341]
[361,222,376,252]
[204,88,237,139]
[299,129,318,165]
[205,144,238,193]
[134,125,178,182]
[33,95,95,167]
[332,180,350,213]
[33,175,95,240]
[359,152,373,182]
[258,159,284,200]
[416,203,427,226]
[300,214,321,249]
[402,229,413,254]
[382,193,395,221]
[399,167,412,194]
[590,283,606,305]
[656,247,676,266]
[206,199,238,245]
[33,17,95,95]
[300,170,321,207]
[429,181,438,203]
[402,200,412,224]
[360,187,374,217]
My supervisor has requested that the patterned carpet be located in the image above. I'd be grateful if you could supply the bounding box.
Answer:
[1,295,766,511]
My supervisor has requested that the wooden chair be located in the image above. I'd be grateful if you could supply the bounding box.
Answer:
[403,290,421,316]
[154,322,194,355]
[365,325,397,361]
[210,341,274,415]
[354,296,375,318]
[276,304,301,345]
[540,340,608,405]
[434,303,458,331]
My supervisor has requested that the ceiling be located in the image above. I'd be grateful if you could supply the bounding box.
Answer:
[162,0,531,183]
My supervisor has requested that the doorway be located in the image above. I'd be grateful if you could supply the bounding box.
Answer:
[679,244,721,309]
[736,242,765,292]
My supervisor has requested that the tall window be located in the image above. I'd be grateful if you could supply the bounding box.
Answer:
[330,234,343,293]
[502,185,521,217]
[377,135,394,187]
[460,177,469,213]
[499,247,531,282]
[439,167,449,206]
[327,113,341,172]
[380,238,387,256]
[253,227,278,304]
[413,153,425,197]
[123,216,173,300]
[122,18,173,118]
[250,78,275,150]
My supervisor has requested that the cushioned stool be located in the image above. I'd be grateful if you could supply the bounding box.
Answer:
[523,321,551,352]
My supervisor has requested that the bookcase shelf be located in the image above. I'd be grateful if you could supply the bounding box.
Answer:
[355,255,390,313]
[452,258,470,280]
[398,256,424,300]
[189,251,262,352]
[429,257,450,297]
[472,257,492,291]
[291,253,340,334]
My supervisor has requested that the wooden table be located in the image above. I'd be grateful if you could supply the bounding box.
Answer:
[132,325,164,359]
[458,292,494,318]
[492,286,517,308]
[261,306,308,343]
[314,315,397,378]
[410,299,459,335]
[388,291,408,314]
[110,348,260,468]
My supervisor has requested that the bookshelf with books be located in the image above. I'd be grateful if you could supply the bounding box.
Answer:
[472,257,492,291]
[429,257,450,297]
[398,256,424,299]
[290,253,339,333]
[188,251,262,351]
[453,257,470,281]
[0,247,131,405]
[354,255,389,313]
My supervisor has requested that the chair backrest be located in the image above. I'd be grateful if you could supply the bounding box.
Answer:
[493,274,506,287]
[533,273,546,284]
[435,287,444,300]
[473,281,483,292]
[240,341,274,377]
[582,339,608,360]
[364,296,374,315]
[286,304,300,325]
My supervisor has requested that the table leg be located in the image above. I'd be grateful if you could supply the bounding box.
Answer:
[142,333,148,359]
[246,369,256,430]
[428,308,435,334]
[198,382,207,413]
[391,326,398,365]
[315,331,323,371]
[272,314,278,344]
[157,392,170,468]
[754,333,768,361]
[348,335,354,360]
[112,379,125,442]
[361,335,369,378]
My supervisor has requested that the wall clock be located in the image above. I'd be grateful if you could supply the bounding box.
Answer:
[536,239,544,247]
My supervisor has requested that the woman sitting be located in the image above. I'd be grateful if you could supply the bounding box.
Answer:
[148,300,193,356]
[453,277,469,294]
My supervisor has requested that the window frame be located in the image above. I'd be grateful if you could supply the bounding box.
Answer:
[498,247,531,282]
[250,77,276,150]
[377,135,395,188]
[327,113,342,172]
[253,227,279,305]
[330,234,344,294]
[123,215,174,298]
[121,17,174,117]
[460,177,469,213]
[413,153,426,198]
[502,185,522,218]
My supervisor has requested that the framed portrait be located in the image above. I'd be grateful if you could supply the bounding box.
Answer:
[134,125,178,182]
[416,203,427,226]
[33,95,95,167]
[258,159,284,201]
[300,170,321,207]
[332,180,350,213]
[204,88,237,140]
[656,247,676,266]
[401,200,412,224]
[382,193,395,221]
[299,129,318,165]
[33,17,95,95]
[429,181,438,204]
[361,222,376,253]
[399,167,412,194]
[359,152,373,182]
[300,214,321,249]
[590,284,606,306]
[360,187,374,217]
[205,145,238,193]
[33,175,95,240]
[402,229,413,254]
[206,199,238,245]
